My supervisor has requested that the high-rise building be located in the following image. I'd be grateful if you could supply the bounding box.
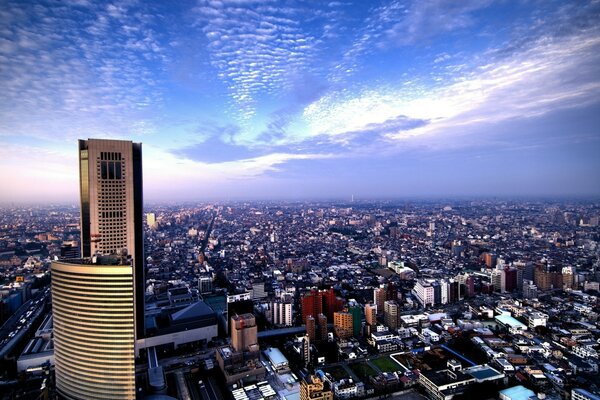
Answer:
[301,288,342,323]
[348,305,362,337]
[146,212,156,228]
[301,335,311,367]
[492,268,506,293]
[317,313,328,342]
[301,290,323,324]
[384,300,399,330]
[198,275,213,294]
[374,286,386,315]
[78,138,145,338]
[333,311,353,339]
[52,139,144,400]
[231,313,258,352]
[306,315,316,342]
[364,303,377,326]
[413,280,435,307]
[52,257,136,399]
[271,301,293,326]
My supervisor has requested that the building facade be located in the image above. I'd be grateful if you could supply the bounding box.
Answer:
[52,258,136,399]
[52,139,144,400]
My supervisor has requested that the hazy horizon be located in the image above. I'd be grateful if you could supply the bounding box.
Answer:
[1,0,599,202]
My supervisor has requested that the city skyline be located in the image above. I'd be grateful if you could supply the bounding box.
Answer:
[1,0,600,202]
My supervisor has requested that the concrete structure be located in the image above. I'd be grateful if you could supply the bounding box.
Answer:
[52,257,136,400]
[495,314,528,334]
[572,388,600,400]
[231,313,258,352]
[412,280,434,307]
[264,347,289,373]
[270,301,293,327]
[419,369,476,400]
[78,139,145,340]
[384,300,399,330]
[364,303,377,326]
[499,385,537,400]
[137,301,218,352]
[333,311,353,339]
[216,313,266,387]
[300,374,333,400]
[51,139,144,400]
[306,315,316,342]
[198,275,213,294]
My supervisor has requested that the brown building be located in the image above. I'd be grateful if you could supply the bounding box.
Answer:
[300,374,333,400]
[216,313,265,387]
[365,303,377,326]
[374,287,386,315]
[317,313,328,342]
[231,313,258,352]
[384,300,399,330]
[333,311,353,339]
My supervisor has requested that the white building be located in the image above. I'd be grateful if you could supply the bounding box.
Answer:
[412,280,434,307]
[270,301,293,327]
[525,312,547,329]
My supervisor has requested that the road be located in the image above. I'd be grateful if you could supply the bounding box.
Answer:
[0,287,50,359]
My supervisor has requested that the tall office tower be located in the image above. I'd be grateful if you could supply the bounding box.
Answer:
[52,257,136,399]
[306,315,316,342]
[301,335,311,367]
[333,311,353,339]
[52,139,144,400]
[384,300,399,330]
[364,303,377,326]
[231,313,258,352]
[374,286,386,315]
[146,212,156,227]
[317,313,328,342]
[348,305,362,337]
[271,300,293,327]
[79,139,145,339]
[301,290,323,324]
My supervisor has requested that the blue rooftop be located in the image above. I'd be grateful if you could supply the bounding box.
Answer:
[499,385,536,400]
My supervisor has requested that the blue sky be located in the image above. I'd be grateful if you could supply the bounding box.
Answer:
[1,0,599,202]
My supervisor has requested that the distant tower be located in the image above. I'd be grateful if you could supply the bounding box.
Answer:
[364,303,377,326]
[374,286,386,315]
[384,300,399,330]
[317,313,328,342]
[306,315,316,342]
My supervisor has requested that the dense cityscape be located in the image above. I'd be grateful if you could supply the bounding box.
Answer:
[1,196,599,399]
[1,0,599,399]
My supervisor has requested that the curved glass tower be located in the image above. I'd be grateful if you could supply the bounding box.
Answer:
[52,259,135,399]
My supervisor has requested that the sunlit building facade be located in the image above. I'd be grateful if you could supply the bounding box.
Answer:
[52,139,144,400]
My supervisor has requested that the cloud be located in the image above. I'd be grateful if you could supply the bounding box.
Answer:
[385,0,493,46]
[0,1,166,142]
[299,23,600,154]
[193,1,321,124]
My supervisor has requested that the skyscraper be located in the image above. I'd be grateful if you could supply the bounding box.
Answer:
[52,139,144,400]
[78,139,145,338]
